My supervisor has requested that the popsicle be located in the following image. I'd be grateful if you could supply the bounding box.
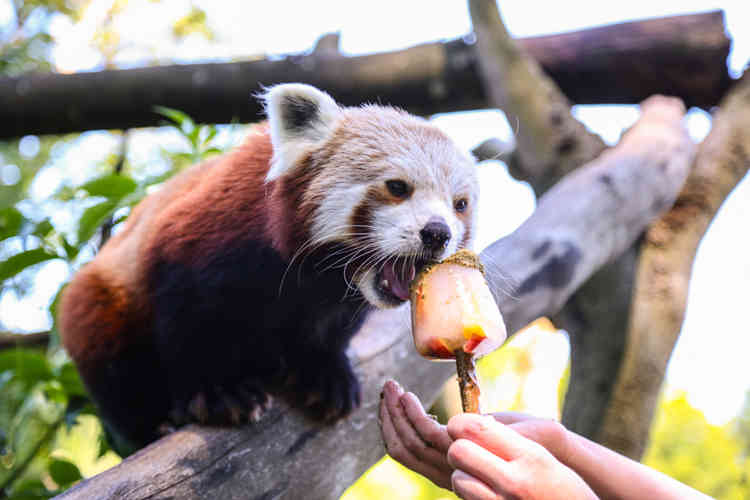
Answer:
[410,249,507,413]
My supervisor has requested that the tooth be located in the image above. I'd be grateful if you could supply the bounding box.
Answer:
[380,279,390,289]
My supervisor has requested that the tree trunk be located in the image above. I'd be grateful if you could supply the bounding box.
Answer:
[56,96,694,500]
[599,70,750,460]
[0,11,730,139]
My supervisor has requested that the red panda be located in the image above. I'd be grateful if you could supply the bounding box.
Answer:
[58,84,479,453]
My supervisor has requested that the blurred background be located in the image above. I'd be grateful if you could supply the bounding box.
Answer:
[0,1,748,499]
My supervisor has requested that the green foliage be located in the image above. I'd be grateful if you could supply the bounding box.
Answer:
[172,6,214,41]
[0,348,89,498]
[0,2,232,494]
[0,107,225,495]
[643,392,750,499]
[154,106,224,165]
[0,249,60,283]
[0,0,81,76]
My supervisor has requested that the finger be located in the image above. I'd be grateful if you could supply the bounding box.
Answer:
[378,380,404,444]
[379,381,452,490]
[400,391,453,453]
[448,413,543,462]
[451,469,501,500]
[447,438,513,494]
[384,383,452,471]
[491,411,538,425]
[507,419,570,463]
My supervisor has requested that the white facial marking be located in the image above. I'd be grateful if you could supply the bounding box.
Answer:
[267,88,478,309]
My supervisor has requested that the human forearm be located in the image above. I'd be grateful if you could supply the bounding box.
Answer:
[560,430,711,500]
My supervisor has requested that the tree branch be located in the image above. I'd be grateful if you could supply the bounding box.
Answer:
[56,98,694,500]
[599,70,750,460]
[0,11,731,139]
[468,0,607,194]
[0,331,50,351]
[466,1,695,443]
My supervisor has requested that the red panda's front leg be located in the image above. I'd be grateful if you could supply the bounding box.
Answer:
[280,296,371,422]
[286,347,361,422]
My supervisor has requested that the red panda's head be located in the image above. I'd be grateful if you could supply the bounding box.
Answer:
[264,84,478,309]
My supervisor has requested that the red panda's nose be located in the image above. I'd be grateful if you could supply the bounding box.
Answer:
[420,218,451,252]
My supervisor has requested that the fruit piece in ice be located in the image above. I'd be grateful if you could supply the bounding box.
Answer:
[410,250,507,360]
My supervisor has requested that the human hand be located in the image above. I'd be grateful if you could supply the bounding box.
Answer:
[378,379,454,489]
[378,380,598,498]
[447,413,598,499]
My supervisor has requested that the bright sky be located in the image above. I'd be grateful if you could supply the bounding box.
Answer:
[1,0,749,423]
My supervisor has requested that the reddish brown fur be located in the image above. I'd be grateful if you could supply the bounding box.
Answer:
[60,270,136,366]
[60,126,289,368]
[58,88,478,453]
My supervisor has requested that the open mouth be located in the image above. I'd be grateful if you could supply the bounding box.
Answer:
[375,256,432,305]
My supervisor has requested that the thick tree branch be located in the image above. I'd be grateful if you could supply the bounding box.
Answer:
[465,0,694,442]
[0,11,731,139]
[599,71,750,460]
[57,99,694,500]
[481,96,693,333]
[468,0,607,194]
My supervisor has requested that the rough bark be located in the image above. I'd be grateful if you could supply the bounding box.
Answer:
[0,11,731,139]
[56,97,694,500]
[481,97,693,333]
[553,250,638,439]
[466,0,692,442]
[599,71,750,460]
[468,0,606,195]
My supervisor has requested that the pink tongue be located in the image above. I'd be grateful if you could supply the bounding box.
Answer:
[383,261,413,301]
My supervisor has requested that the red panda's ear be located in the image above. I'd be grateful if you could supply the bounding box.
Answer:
[262,84,342,183]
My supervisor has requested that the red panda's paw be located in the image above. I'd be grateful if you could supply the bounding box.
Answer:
[292,351,361,422]
[170,381,273,427]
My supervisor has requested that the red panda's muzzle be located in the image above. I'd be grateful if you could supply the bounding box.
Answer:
[377,257,430,304]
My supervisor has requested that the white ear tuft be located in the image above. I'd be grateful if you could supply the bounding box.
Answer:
[262,84,342,182]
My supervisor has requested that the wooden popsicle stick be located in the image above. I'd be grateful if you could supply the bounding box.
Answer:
[455,349,481,413]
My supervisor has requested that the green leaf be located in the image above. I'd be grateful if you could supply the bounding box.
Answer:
[171,152,195,164]
[61,236,79,261]
[203,126,218,145]
[7,479,54,499]
[48,458,82,488]
[80,175,136,200]
[32,219,54,239]
[188,125,202,149]
[0,207,24,242]
[76,200,117,245]
[6,489,56,499]
[55,363,87,398]
[54,185,76,201]
[154,106,195,136]
[202,147,224,157]
[0,350,53,385]
[111,213,129,226]
[116,190,145,210]
[0,248,59,283]
[141,169,176,187]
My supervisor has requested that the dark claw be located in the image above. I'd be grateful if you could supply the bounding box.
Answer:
[291,352,361,422]
[176,381,272,427]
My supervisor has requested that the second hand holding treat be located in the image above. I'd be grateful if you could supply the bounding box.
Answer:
[410,249,507,413]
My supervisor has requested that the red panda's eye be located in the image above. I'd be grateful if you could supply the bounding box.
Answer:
[454,198,468,213]
[386,180,411,199]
